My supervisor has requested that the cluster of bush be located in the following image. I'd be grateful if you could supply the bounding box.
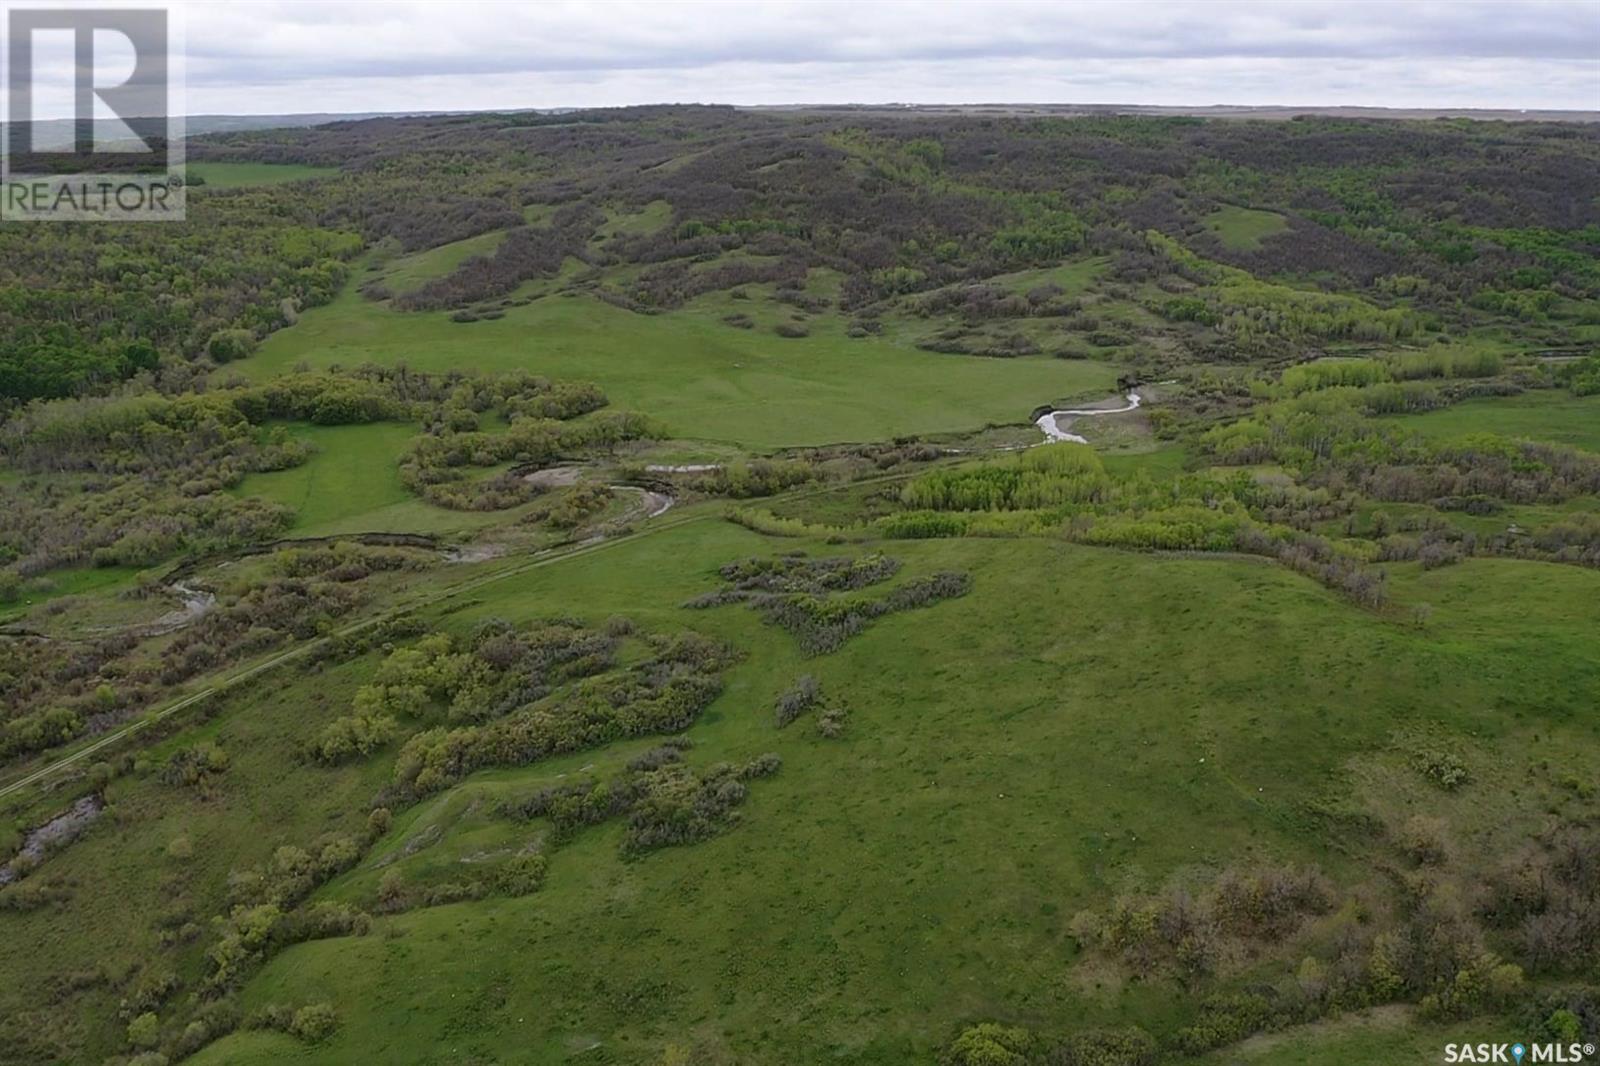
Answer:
[206,833,373,994]
[159,575,364,687]
[0,392,305,575]
[392,203,602,311]
[522,482,616,530]
[1560,354,1600,396]
[915,281,1081,323]
[773,674,821,727]
[312,618,623,764]
[321,619,734,801]
[115,817,375,1063]
[401,410,658,511]
[504,737,780,858]
[1278,349,1503,395]
[0,368,630,583]
[687,552,970,654]
[1,548,402,767]
[1480,826,1600,975]
[1071,865,1335,978]
[374,851,548,915]
[156,741,231,793]
[629,254,810,311]
[676,459,816,499]
[940,1023,1157,1066]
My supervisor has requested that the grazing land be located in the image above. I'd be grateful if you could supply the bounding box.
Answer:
[186,162,343,188]
[1,106,1598,1066]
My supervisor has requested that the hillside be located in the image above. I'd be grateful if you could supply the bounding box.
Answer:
[0,107,1597,1066]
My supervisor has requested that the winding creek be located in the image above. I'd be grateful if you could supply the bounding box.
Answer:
[1034,390,1144,443]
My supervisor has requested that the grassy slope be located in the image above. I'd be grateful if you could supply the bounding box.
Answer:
[1383,391,1600,453]
[373,231,508,295]
[144,523,1600,1065]
[188,163,341,188]
[243,284,1120,449]
[1204,206,1290,251]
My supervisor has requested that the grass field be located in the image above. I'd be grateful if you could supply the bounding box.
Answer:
[0,563,142,622]
[6,519,1565,1064]
[188,163,342,188]
[243,283,1121,449]
[1384,390,1600,453]
[228,422,524,537]
[1203,205,1290,251]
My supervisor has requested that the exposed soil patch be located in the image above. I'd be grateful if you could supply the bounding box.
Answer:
[523,465,585,489]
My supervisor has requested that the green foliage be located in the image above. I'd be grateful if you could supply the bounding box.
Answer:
[206,329,259,364]
[991,209,1087,262]
[288,1002,339,1043]
[688,553,971,655]
[1561,355,1600,397]
[126,1011,161,1049]
[371,621,733,799]
[941,1023,1033,1066]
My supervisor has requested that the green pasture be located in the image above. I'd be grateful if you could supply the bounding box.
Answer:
[1384,390,1600,453]
[116,522,1594,1065]
[1203,206,1290,251]
[188,163,341,188]
[243,282,1122,449]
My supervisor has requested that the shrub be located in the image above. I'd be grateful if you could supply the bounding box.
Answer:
[774,674,821,727]
[1414,748,1470,790]
[126,1011,161,1049]
[941,1023,1034,1066]
[1050,1026,1157,1066]
[494,853,547,896]
[289,1002,339,1043]
[205,329,258,363]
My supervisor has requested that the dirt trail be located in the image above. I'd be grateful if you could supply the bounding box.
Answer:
[616,485,674,519]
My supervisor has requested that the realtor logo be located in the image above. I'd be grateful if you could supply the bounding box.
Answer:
[2,6,184,220]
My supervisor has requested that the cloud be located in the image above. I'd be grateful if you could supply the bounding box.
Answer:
[30,0,1600,114]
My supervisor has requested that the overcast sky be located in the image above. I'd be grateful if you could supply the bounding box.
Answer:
[25,0,1600,116]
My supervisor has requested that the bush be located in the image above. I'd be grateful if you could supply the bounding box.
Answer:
[1414,748,1470,790]
[127,1011,161,1049]
[206,329,258,363]
[1050,1026,1157,1066]
[942,1023,1034,1066]
[774,674,821,727]
[289,1002,339,1043]
[494,853,547,896]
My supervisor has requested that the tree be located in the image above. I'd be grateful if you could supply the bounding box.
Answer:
[206,329,258,363]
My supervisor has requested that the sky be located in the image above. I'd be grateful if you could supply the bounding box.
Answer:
[16,0,1600,117]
